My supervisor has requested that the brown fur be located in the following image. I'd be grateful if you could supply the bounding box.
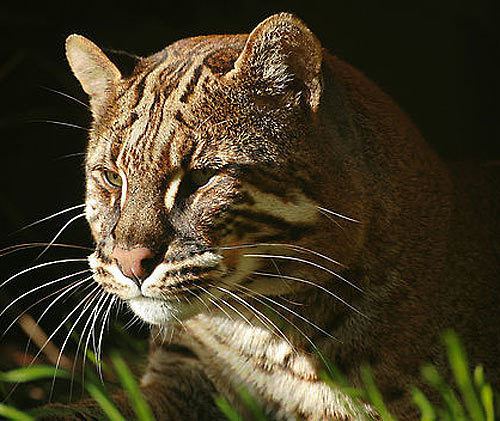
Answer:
[54,13,500,420]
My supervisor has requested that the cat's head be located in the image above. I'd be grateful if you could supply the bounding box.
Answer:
[66,14,362,325]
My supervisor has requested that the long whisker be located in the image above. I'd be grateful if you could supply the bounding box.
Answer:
[317,208,345,232]
[30,120,89,132]
[54,152,86,161]
[0,243,92,258]
[86,292,111,382]
[1,280,84,339]
[230,281,335,377]
[12,203,86,234]
[27,285,100,368]
[193,285,234,320]
[316,205,360,223]
[244,253,363,292]
[21,279,96,366]
[0,258,88,290]
[67,287,103,402]
[215,283,296,352]
[229,280,335,340]
[253,270,365,317]
[96,295,116,379]
[41,86,90,109]
[209,292,254,327]
[37,213,87,259]
[1,279,93,404]
[91,295,110,366]
[0,269,91,321]
[48,284,100,401]
[79,290,108,391]
[185,288,212,313]
[217,242,345,268]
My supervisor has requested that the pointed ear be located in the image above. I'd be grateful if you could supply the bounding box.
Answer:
[230,13,323,111]
[65,34,121,114]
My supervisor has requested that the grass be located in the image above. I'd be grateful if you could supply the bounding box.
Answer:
[0,330,498,420]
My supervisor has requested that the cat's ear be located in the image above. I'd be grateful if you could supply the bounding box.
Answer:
[230,13,323,111]
[65,34,121,114]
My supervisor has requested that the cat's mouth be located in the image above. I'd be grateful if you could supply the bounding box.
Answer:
[88,251,224,324]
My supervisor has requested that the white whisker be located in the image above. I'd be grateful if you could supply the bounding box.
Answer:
[0,242,92,258]
[215,283,296,352]
[206,288,253,327]
[231,280,335,377]
[185,288,211,313]
[30,120,89,132]
[253,270,365,318]
[244,253,363,292]
[27,285,100,368]
[13,204,86,234]
[0,269,91,320]
[96,295,116,379]
[0,258,88,290]
[81,291,108,387]
[1,278,86,339]
[233,279,335,339]
[75,291,107,390]
[217,242,345,268]
[194,285,234,321]
[21,280,96,365]
[316,206,360,223]
[49,285,100,401]
[69,290,105,401]
[37,213,87,259]
[41,86,90,109]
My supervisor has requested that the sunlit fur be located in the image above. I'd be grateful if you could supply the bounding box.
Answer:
[55,13,500,420]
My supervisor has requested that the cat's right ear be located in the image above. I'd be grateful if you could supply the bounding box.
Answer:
[65,34,121,115]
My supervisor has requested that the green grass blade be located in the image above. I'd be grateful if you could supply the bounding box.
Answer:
[0,404,34,421]
[237,387,267,421]
[111,352,155,421]
[0,366,70,383]
[360,365,395,421]
[480,384,495,421]
[474,366,486,389]
[411,387,436,421]
[215,395,242,421]
[474,366,495,421]
[85,382,127,421]
[443,330,485,421]
[421,364,466,419]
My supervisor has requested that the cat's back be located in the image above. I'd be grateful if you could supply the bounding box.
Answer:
[441,161,500,386]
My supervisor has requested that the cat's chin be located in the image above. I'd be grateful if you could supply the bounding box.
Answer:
[128,296,198,325]
[128,297,174,325]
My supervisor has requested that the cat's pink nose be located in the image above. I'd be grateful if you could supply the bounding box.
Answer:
[112,246,157,281]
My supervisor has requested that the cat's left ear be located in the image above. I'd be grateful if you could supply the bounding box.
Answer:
[229,13,323,111]
[65,34,121,115]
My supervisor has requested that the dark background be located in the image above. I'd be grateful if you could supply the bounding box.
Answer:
[0,0,498,355]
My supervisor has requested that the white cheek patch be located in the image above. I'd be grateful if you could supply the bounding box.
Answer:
[85,198,99,220]
[164,170,184,211]
[244,188,318,224]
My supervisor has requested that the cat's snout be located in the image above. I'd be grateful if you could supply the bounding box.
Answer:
[112,246,158,283]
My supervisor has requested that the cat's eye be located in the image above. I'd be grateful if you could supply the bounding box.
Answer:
[102,170,123,189]
[190,168,217,188]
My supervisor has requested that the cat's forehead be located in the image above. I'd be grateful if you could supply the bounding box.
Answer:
[91,35,253,174]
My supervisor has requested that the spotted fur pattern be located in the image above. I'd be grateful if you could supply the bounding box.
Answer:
[59,13,499,420]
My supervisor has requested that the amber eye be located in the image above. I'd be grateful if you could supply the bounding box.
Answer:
[190,168,217,188]
[102,170,123,189]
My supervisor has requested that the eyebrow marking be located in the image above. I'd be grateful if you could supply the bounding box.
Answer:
[164,170,184,211]
[119,169,128,210]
